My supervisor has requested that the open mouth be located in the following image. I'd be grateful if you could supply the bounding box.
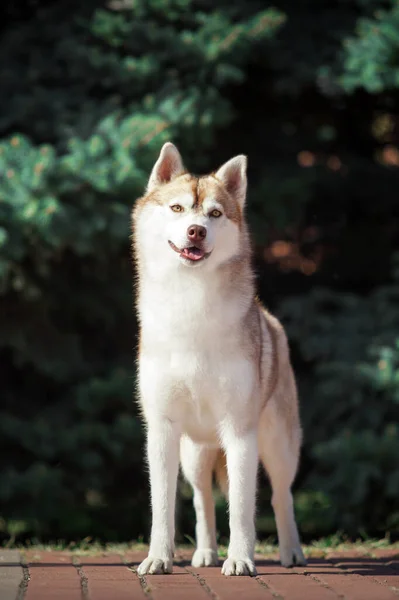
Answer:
[168,240,211,262]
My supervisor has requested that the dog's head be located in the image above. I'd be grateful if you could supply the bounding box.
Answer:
[133,143,248,272]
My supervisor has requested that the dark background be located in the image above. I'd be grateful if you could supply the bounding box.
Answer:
[1,0,398,545]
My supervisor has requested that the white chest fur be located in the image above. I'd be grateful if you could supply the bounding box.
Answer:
[138,269,258,441]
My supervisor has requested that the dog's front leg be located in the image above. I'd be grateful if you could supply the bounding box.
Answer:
[137,418,180,575]
[221,428,258,576]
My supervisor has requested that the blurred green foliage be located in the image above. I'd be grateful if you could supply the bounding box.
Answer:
[0,0,398,543]
[280,256,399,536]
[339,1,399,93]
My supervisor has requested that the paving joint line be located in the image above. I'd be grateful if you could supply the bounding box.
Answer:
[370,575,399,596]
[304,558,352,599]
[330,557,399,596]
[183,565,219,600]
[16,556,30,600]
[72,556,89,600]
[120,554,153,598]
[137,572,153,598]
[305,572,345,599]
[255,575,284,599]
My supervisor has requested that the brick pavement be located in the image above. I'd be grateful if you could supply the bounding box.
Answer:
[0,547,398,599]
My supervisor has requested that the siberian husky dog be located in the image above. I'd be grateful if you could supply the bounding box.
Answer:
[132,143,306,577]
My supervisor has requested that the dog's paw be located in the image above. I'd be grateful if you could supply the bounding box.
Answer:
[191,549,218,568]
[280,545,307,568]
[221,557,257,577]
[137,556,173,575]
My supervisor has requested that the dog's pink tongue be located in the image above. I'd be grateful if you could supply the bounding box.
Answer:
[182,247,205,261]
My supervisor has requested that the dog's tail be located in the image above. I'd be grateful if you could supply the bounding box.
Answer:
[214,450,228,499]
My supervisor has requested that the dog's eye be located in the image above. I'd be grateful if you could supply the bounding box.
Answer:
[170,204,184,213]
[210,209,222,218]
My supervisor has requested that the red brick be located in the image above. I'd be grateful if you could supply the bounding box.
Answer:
[146,563,209,600]
[187,565,274,599]
[10,548,399,600]
[121,551,151,566]
[25,551,80,600]
[78,554,146,600]
[326,551,367,558]
[331,557,399,595]
[373,549,399,560]
[257,561,338,600]
[297,559,398,600]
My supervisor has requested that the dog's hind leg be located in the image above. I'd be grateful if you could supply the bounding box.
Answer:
[180,436,219,567]
[214,449,229,499]
[258,398,306,568]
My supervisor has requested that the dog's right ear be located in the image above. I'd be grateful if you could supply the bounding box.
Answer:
[147,142,185,192]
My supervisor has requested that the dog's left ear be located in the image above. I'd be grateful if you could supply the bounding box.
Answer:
[147,142,185,192]
[215,155,247,208]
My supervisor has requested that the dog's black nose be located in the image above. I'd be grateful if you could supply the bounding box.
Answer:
[187,225,207,242]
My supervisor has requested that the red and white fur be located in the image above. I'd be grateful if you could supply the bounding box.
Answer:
[132,143,306,576]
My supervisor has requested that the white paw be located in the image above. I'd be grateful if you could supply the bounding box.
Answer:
[221,557,257,576]
[137,556,173,575]
[280,545,307,568]
[191,548,218,567]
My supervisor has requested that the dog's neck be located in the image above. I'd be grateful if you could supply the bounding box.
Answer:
[136,250,256,345]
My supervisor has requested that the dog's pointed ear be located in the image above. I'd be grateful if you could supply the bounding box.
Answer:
[215,155,247,208]
[147,142,185,192]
